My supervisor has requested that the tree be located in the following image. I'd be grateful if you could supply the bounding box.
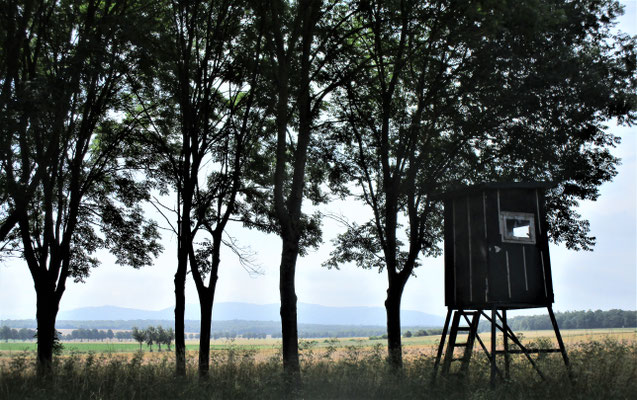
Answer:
[0,0,162,374]
[132,327,145,351]
[156,326,166,351]
[326,0,636,368]
[19,328,35,341]
[115,331,129,341]
[164,328,175,351]
[128,0,268,377]
[176,2,267,377]
[0,326,11,342]
[145,326,156,352]
[253,0,366,376]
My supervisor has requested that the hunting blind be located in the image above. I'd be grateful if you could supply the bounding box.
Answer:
[443,182,553,308]
[431,182,571,386]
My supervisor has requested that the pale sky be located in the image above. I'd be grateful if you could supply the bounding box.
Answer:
[1,2,635,321]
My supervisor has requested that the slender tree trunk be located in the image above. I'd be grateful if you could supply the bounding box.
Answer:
[174,260,187,376]
[385,281,405,369]
[35,288,59,376]
[198,292,214,378]
[174,235,188,375]
[190,232,221,378]
[175,181,192,376]
[267,0,321,381]
[279,237,300,376]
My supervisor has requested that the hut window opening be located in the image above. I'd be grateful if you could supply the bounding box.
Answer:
[500,212,536,244]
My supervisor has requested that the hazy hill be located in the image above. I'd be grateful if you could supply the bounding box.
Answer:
[56,302,445,327]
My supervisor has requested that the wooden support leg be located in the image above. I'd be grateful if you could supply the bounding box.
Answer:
[547,306,572,381]
[502,309,510,380]
[431,308,453,385]
[441,311,462,375]
[496,310,546,381]
[490,307,497,389]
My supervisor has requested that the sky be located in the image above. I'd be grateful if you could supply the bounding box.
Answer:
[1,2,635,321]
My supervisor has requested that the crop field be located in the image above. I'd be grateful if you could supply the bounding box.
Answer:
[0,328,634,358]
[1,329,635,399]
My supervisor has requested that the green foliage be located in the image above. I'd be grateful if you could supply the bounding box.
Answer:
[413,328,443,337]
[0,0,163,368]
[0,326,36,342]
[144,326,156,351]
[327,0,636,275]
[129,326,174,352]
[1,0,163,275]
[508,309,637,331]
[52,333,64,357]
[321,0,636,367]
[323,221,388,271]
[131,327,145,351]
[1,0,635,376]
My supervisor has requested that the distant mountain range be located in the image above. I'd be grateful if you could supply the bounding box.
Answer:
[56,302,445,327]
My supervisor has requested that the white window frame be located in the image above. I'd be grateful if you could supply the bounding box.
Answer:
[500,211,536,244]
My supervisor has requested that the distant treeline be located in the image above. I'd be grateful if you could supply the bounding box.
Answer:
[0,327,127,342]
[0,326,36,342]
[508,309,636,331]
[371,328,444,340]
[0,320,395,339]
[63,329,129,341]
[3,309,633,340]
[475,309,636,332]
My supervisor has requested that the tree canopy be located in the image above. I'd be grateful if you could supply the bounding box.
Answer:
[324,0,636,367]
[0,0,162,373]
[1,0,634,377]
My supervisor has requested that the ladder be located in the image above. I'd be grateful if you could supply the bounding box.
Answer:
[432,307,571,387]
[435,309,481,378]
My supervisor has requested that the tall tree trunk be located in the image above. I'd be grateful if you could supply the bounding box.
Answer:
[175,241,188,376]
[198,291,214,378]
[267,0,320,380]
[175,178,193,376]
[174,251,187,376]
[279,237,300,376]
[385,280,405,369]
[35,288,59,376]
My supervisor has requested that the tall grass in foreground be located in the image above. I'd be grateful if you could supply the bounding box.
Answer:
[0,339,635,399]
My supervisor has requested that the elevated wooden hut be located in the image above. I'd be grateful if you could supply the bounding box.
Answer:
[441,182,554,309]
[431,182,570,386]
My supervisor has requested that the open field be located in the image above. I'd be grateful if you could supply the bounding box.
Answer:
[0,328,635,358]
[1,332,635,399]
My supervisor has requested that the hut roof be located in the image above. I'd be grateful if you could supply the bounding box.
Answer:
[431,181,556,200]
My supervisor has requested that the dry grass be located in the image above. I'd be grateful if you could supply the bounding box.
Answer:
[2,328,634,366]
[1,336,635,399]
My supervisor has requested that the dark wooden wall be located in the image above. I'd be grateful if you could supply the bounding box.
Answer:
[444,186,554,309]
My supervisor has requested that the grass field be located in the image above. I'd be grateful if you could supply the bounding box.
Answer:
[1,327,633,356]
[1,329,635,399]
